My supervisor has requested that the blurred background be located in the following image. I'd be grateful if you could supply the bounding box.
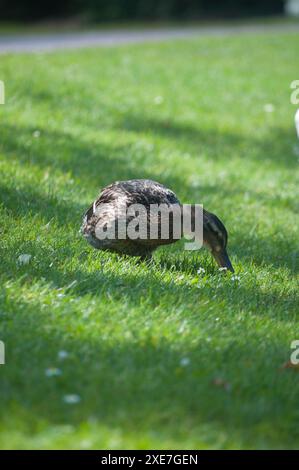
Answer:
[0,0,298,25]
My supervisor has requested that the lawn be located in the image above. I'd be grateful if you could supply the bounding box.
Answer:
[0,31,298,450]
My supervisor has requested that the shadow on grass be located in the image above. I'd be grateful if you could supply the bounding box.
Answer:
[0,234,297,322]
[116,114,298,169]
[0,114,298,447]
[0,117,297,191]
[0,292,298,449]
[0,122,184,190]
[0,119,298,277]
[0,181,84,226]
[0,181,298,275]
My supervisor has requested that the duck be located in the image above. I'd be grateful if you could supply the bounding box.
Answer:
[81,179,234,272]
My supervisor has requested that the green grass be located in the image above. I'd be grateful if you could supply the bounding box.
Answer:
[0,32,299,450]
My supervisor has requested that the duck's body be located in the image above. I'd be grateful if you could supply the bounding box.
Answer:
[82,179,180,258]
[82,179,234,271]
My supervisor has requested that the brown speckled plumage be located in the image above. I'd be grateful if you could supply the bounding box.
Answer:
[82,179,234,271]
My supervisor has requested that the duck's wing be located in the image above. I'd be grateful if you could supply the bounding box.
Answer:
[82,180,182,251]
[97,180,179,208]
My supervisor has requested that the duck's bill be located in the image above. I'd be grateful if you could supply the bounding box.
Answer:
[212,249,234,273]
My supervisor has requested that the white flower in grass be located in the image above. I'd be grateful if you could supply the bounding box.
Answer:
[33,130,40,138]
[180,357,190,367]
[154,96,164,105]
[45,367,62,377]
[264,103,274,113]
[219,267,227,272]
[231,275,241,282]
[190,180,200,188]
[63,394,81,404]
[58,350,69,360]
[80,439,92,449]
[197,267,205,275]
[17,254,32,265]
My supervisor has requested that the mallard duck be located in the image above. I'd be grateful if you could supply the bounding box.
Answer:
[82,179,234,272]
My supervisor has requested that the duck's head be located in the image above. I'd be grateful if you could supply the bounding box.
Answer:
[203,210,234,272]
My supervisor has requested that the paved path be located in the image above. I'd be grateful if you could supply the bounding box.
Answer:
[0,23,298,53]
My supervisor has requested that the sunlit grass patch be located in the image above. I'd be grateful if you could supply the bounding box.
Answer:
[0,32,298,449]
